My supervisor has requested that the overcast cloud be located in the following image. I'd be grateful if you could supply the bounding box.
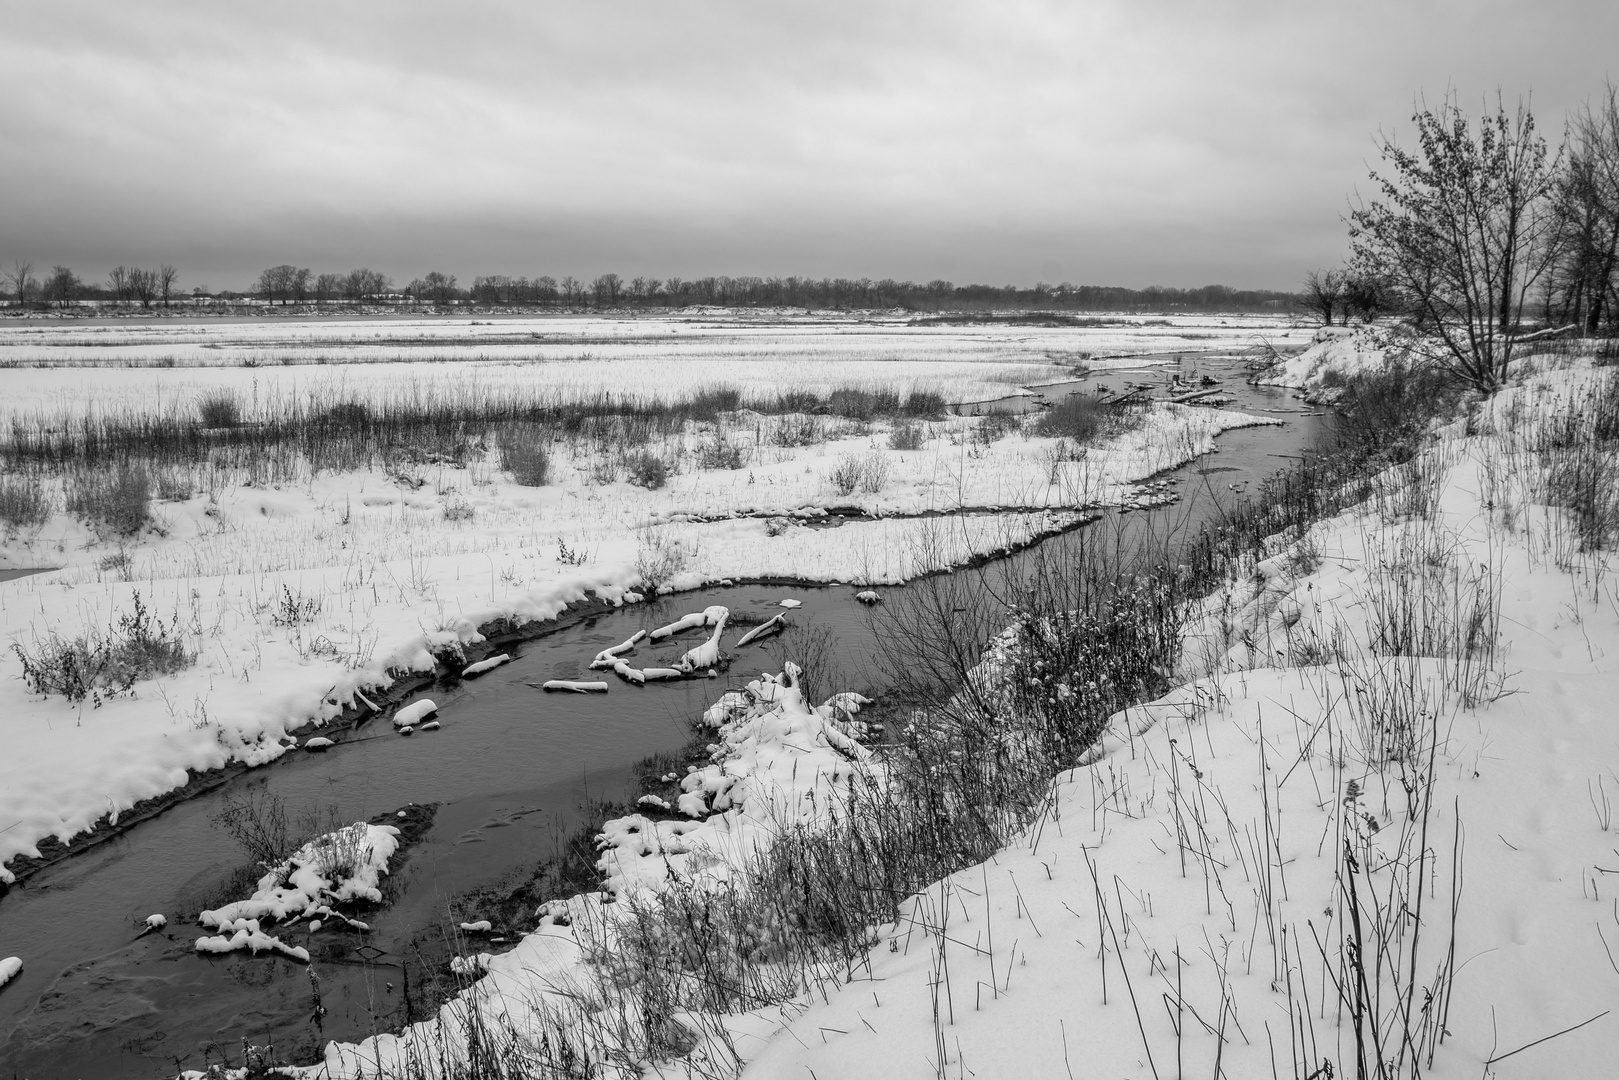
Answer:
[2,0,1614,291]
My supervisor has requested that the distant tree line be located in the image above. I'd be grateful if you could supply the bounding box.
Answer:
[252,270,1298,313]
[3,261,184,309]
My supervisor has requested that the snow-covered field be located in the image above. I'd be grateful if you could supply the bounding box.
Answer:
[0,312,1281,887]
[0,311,1309,420]
[299,349,1619,1078]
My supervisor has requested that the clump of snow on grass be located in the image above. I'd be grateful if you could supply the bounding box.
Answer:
[1257,324,1395,400]
[195,821,399,959]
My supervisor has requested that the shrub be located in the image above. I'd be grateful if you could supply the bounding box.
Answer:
[974,410,1023,444]
[0,475,52,530]
[1033,392,1139,444]
[827,451,889,495]
[768,415,824,447]
[66,465,151,536]
[625,451,671,489]
[888,422,925,451]
[501,426,551,485]
[827,454,864,496]
[686,385,742,421]
[696,435,748,470]
[197,391,241,428]
[13,591,193,705]
[903,389,948,417]
[775,390,825,413]
[325,400,371,427]
[1328,360,1462,465]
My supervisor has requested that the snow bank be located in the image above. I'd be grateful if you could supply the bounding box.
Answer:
[1257,324,1396,400]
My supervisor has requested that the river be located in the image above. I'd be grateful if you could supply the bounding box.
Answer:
[0,358,1325,1078]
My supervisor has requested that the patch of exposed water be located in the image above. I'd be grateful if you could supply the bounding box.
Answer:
[0,358,1324,1078]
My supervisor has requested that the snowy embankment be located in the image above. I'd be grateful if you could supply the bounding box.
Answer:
[0,398,1264,884]
[742,355,1619,1078]
[309,352,1619,1078]
[1257,324,1397,401]
[311,659,873,1078]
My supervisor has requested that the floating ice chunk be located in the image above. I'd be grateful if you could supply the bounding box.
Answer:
[144,913,168,931]
[462,654,511,677]
[736,613,786,647]
[304,737,334,752]
[308,920,322,932]
[459,920,493,933]
[611,660,647,685]
[0,957,21,989]
[778,598,802,608]
[398,726,414,736]
[855,590,882,605]
[641,667,685,681]
[541,680,609,693]
[419,720,440,731]
[393,699,438,728]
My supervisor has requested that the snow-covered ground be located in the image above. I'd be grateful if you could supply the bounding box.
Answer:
[0,339,1269,886]
[303,349,1619,1078]
[0,311,1310,421]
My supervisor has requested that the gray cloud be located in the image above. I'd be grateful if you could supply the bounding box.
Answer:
[3,0,1614,291]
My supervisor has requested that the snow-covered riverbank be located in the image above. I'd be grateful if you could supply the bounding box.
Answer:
[302,348,1619,1079]
[0,384,1269,888]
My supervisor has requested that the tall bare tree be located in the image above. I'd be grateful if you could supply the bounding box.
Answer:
[5,260,36,305]
[592,273,622,307]
[159,265,179,307]
[1548,83,1619,333]
[1302,269,1347,325]
[1351,94,1563,390]
[108,265,131,303]
[559,275,580,307]
[43,266,80,307]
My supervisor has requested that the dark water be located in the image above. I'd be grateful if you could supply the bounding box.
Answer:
[0,358,1322,1079]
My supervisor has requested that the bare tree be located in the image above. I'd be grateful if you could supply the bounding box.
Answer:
[128,267,159,308]
[1351,94,1563,390]
[5,260,36,305]
[559,275,580,307]
[421,271,458,305]
[42,266,80,307]
[591,272,622,308]
[314,272,342,304]
[1301,269,1346,325]
[1548,83,1619,333]
[159,264,179,307]
[108,265,131,303]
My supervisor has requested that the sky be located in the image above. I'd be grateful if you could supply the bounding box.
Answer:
[2,0,1615,293]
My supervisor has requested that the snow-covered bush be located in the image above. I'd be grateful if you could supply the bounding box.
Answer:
[624,450,670,489]
[887,421,925,450]
[12,590,191,705]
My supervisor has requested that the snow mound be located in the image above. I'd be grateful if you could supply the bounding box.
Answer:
[195,821,399,958]
[1257,325,1395,401]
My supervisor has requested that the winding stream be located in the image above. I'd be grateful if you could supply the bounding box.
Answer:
[0,358,1325,1078]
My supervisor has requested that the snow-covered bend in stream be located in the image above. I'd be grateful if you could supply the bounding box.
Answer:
[0,391,1272,887]
[298,348,1619,1079]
